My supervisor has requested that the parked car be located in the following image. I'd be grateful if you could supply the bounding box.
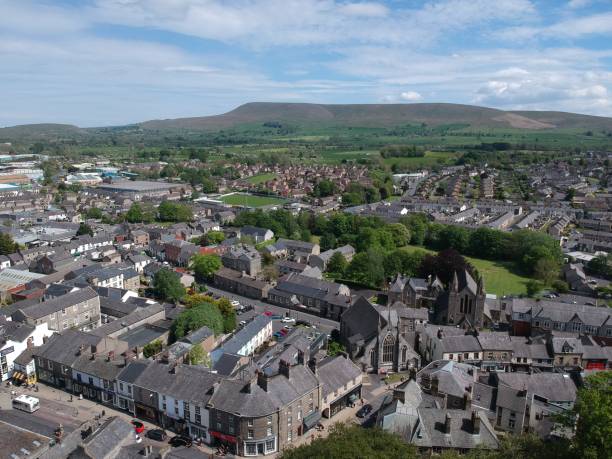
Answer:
[356,404,372,418]
[296,320,311,327]
[281,317,296,324]
[131,420,145,434]
[239,320,247,327]
[231,300,240,307]
[169,435,193,448]
[146,429,167,441]
[264,311,273,316]
[283,325,293,330]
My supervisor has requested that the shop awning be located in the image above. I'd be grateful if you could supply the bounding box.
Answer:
[303,411,322,430]
[209,430,237,444]
[12,372,25,381]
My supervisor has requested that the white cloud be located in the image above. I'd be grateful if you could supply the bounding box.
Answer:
[568,0,590,9]
[400,91,423,101]
[340,2,389,17]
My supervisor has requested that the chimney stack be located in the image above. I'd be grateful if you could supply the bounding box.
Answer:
[257,370,268,392]
[279,359,291,379]
[471,410,480,435]
[431,375,439,396]
[463,391,471,410]
[444,413,452,434]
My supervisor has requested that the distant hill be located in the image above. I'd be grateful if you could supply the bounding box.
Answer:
[139,102,612,131]
[2,103,612,143]
[0,123,85,141]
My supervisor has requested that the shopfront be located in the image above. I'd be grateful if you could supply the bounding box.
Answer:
[242,437,276,456]
[209,430,237,455]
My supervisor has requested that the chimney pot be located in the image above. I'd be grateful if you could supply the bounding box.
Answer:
[444,413,452,434]
[471,410,481,435]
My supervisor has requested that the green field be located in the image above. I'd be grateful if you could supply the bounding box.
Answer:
[220,193,287,207]
[382,150,460,168]
[399,245,530,296]
[245,173,277,184]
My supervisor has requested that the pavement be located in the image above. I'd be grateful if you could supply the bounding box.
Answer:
[205,284,339,335]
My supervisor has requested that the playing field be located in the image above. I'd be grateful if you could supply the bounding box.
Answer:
[399,245,530,296]
[245,173,277,184]
[220,193,287,207]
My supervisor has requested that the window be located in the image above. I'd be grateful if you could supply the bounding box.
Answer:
[229,425,234,434]
[287,415,292,427]
[63,322,68,329]
[119,382,124,392]
[88,377,94,385]
[369,348,376,367]
[382,335,394,363]
[267,426,272,436]
[464,353,469,359]
[265,439,275,453]
[246,443,256,456]
[247,418,253,427]
[267,415,272,425]
[288,430,293,442]
[62,308,66,315]
[248,429,254,439]
[488,352,494,360]
[508,419,516,429]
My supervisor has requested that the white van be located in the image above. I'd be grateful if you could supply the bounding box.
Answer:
[12,394,40,413]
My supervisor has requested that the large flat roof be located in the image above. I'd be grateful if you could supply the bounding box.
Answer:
[97,180,180,192]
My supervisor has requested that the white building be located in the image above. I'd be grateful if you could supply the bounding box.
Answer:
[0,317,52,381]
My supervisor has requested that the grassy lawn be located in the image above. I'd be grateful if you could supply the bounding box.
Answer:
[220,193,287,207]
[245,172,277,184]
[382,150,460,168]
[399,245,530,296]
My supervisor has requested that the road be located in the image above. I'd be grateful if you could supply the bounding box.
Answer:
[204,284,340,335]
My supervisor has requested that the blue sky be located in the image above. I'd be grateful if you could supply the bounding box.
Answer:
[1,0,612,126]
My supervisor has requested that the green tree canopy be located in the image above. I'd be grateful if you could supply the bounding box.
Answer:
[279,424,416,459]
[0,232,18,255]
[326,252,348,276]
[191,253,222,282]
[171,301,224,340]
[76,222,94,237]
[158,200,193,222]
[152,268,186,303]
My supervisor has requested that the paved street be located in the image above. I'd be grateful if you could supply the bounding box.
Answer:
[205,284,340,335]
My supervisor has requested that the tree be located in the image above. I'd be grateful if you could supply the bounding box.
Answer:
[126,202,144,223]
[191,254,222,282]
[345,249,385,288]
[85,207,103,220]
[262,265,279,282]
[327,340,346,357]
[201,230,225,246]
[587,254,612,279]
[152,268,186,303]
[534,257,560,285]
[326,252,348,276]
[386,223,411,247]
[171,301,224,340]
[571,371,612,459]
[551,279,569,293]
[216,297,236,333]
[418,249,473,285]
[399,213,429,246]
[320,232,337,251]
[143,340,163,358]
[76,222,94,236]
[0,232,18,255]
[525,279,542,297]
[187,345,211,366]
[279,424,417,459]
[158,201,193,222]
[312,179,337,197]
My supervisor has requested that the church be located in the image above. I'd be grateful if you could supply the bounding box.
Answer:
[340,269,487,374]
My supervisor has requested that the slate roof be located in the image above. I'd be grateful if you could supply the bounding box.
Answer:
[411,409,499,450]
[218,315,272,355]
[14,287,98,320]
[418,360,477,399]
[78,416,134,459]
[212,352,243,376]
[0,317,35,344]
[34,329,104,366]
[495,372,577,403]
[317,355,361,400]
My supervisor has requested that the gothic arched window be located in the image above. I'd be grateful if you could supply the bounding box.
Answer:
[382,335,395,363]
[370,348,376,367]
[401,346,408,363]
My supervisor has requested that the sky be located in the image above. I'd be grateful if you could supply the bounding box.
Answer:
[1,0,612,127]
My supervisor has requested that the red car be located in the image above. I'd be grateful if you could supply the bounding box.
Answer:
[264,311,273,317]
[131,420,145,434]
